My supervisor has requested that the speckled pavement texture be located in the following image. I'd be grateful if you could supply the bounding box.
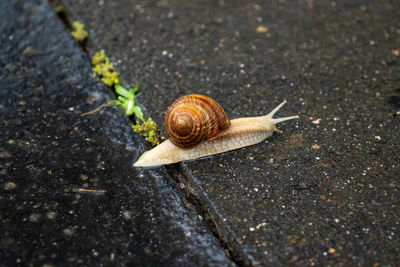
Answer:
[0,1,232,266]
[1,0,400,266]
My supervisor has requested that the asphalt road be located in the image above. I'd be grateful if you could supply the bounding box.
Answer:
[1,0,399,266]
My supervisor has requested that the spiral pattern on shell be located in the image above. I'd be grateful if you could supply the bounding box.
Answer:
[164,94,231,148]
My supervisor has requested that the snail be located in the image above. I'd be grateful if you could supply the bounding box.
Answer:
[133,94,298,167]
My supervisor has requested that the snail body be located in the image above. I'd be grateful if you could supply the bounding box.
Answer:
[134,95,298,167]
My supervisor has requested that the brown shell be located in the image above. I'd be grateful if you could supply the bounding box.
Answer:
[164,94,231,148]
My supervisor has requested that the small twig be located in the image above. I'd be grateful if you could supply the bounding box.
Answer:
[75,188,106,195]
[81,102,112,116]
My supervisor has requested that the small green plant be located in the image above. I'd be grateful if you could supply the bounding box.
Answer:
[114,83,144,118]
[83,50,163,146]
[81,82,143,117]
[71,21,88,42]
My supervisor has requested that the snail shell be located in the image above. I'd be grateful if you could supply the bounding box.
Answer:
[164,94,231,148]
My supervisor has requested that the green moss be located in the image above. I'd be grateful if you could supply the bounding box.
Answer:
[54,5,63,13]
[89,50,163,146]
[92,49,107,65]
[71,21,88,42]
[132,118,163,146]
[92,50,120,86]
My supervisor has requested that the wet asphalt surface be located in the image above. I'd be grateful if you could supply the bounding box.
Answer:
[1,0,400,266]
[0,1,231,266]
